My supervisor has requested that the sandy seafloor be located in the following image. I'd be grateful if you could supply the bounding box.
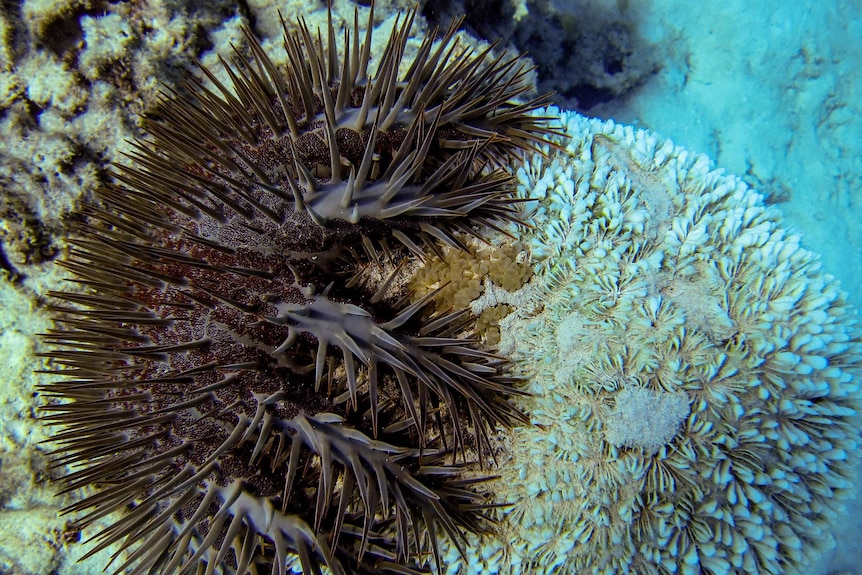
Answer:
[0,0,859,573]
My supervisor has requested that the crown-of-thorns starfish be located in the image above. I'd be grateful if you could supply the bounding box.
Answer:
[39,2,556,574]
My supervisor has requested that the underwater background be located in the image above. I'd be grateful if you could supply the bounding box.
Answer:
[0,0,859,573]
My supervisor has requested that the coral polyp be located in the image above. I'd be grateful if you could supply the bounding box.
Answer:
[39,5,550,574]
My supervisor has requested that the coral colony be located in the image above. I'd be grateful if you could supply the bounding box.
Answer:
[439,112,862,575]
[39,4,862,575]
[40,5,553,575]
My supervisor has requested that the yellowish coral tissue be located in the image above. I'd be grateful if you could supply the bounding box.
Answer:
[438,108,862,575]
[410,239,532,344]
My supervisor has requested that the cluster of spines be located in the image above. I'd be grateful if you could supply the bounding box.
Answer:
[39,3,554,575]
[132,3,556,255]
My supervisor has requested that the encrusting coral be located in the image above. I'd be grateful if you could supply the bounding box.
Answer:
[435,109,862,575]
[38,4,554,574]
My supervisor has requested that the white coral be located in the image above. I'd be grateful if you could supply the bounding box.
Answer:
[446,108,862,575]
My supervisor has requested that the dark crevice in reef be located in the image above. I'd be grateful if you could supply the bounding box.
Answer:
[36,0,109,60]
[0,242,22,284]
[422,0,660,112]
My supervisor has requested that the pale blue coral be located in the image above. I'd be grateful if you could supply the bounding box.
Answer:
[443,107,862,575]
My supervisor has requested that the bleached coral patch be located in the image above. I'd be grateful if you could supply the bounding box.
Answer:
[603,387,690,453]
